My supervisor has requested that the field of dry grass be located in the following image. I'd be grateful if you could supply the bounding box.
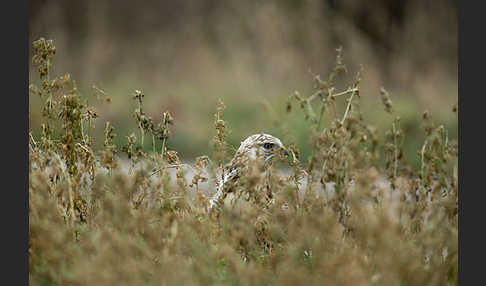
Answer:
[29,38,457,285]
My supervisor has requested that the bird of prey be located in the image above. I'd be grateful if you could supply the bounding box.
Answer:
[208,133,288,214]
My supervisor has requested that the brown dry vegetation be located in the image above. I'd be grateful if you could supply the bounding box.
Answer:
[29,38,457,285]
[28,1,458,165]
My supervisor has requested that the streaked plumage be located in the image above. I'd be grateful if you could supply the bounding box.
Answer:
[208,134,288,213]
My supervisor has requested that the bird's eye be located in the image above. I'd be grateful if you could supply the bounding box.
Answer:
[263,143,274,149]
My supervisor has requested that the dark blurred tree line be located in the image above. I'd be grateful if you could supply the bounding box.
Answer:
[29,0,457,85]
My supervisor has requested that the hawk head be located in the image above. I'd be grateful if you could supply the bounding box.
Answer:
[235,133,289,163]
[208,133,289,213]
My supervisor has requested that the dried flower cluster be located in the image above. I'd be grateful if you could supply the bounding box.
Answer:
[29,39,457,285]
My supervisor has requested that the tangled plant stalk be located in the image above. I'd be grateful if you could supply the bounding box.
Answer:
[29,39,458,285]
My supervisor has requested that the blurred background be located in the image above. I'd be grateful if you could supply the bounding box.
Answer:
[29,0,457,168]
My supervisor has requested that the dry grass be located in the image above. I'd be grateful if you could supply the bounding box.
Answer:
[29,38,457,285]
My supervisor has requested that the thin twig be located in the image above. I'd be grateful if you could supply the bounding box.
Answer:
[421,140,428,179]
[332,87,359,99]
[340,90,357,124]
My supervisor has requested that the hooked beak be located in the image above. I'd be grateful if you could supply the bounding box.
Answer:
[265,146,290,162]
[281,146,290,157]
